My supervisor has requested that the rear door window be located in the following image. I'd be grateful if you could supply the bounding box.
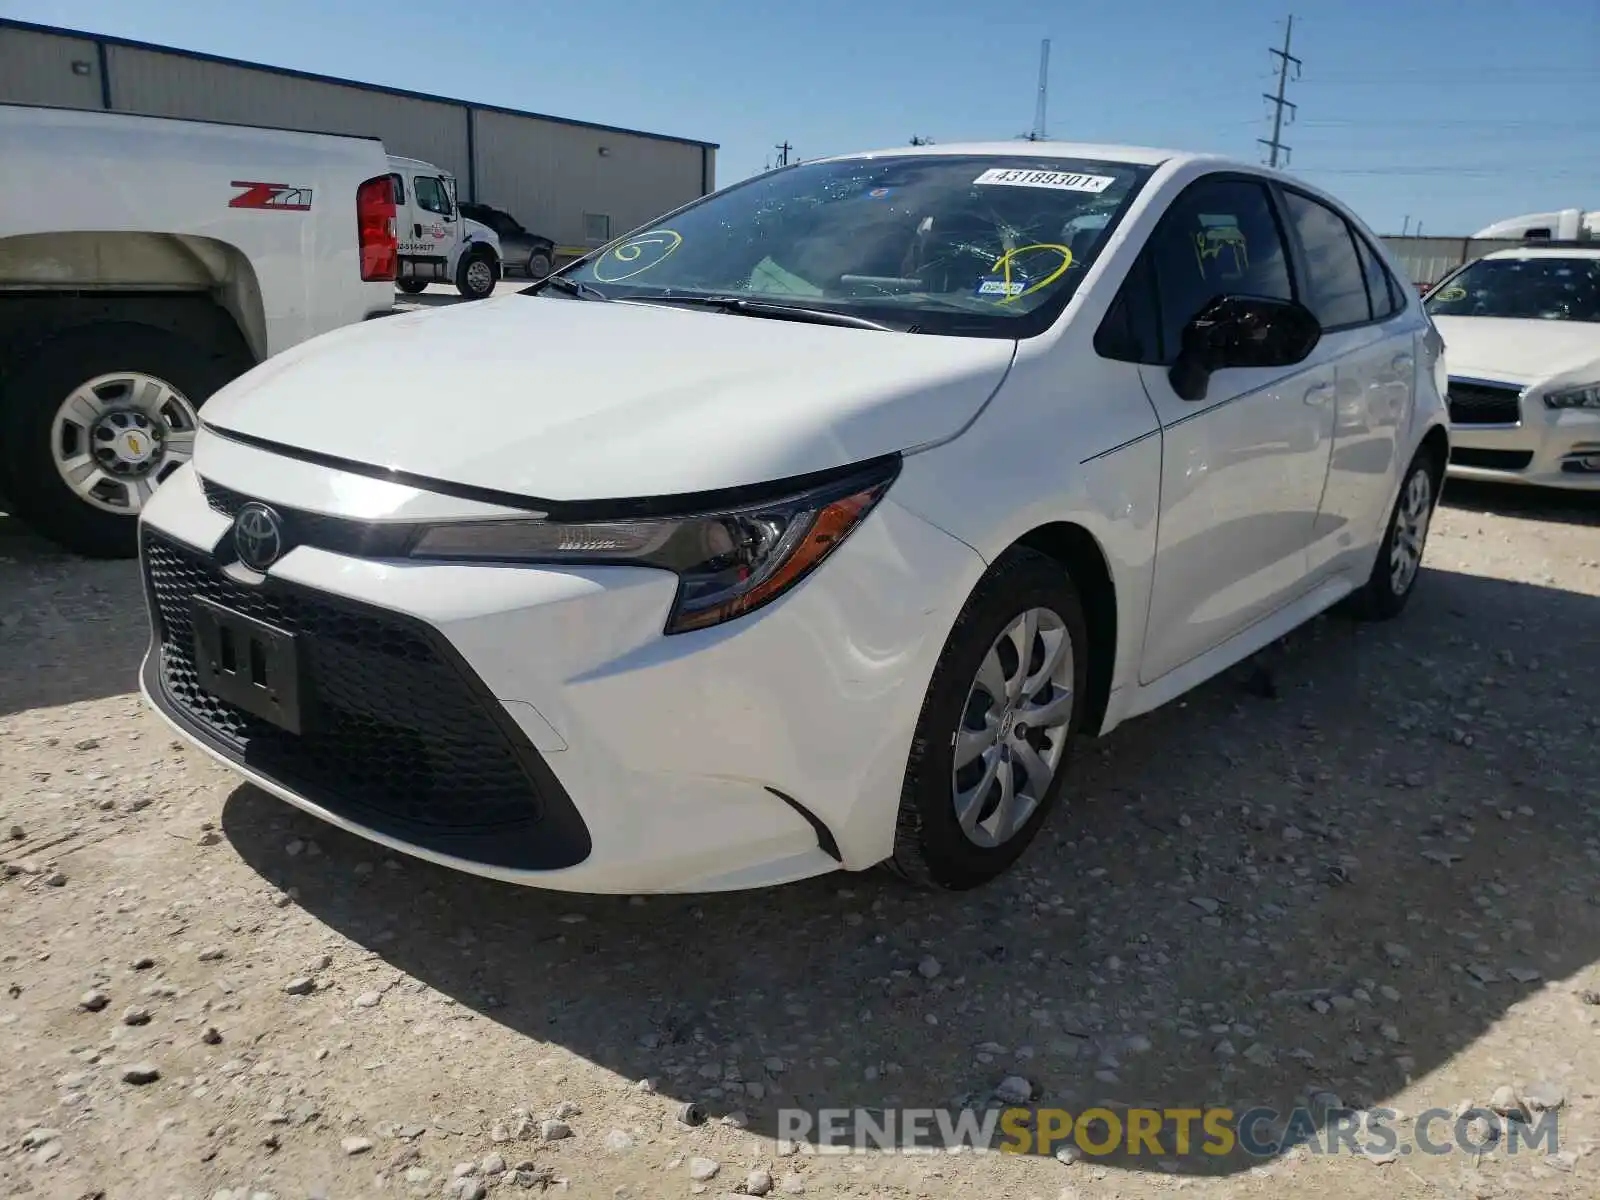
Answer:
[1283,191,1371,328]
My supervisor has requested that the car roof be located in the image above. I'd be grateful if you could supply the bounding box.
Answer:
[387,154,447,173]
[1482,245,1600,261]
[816,141,1244,172]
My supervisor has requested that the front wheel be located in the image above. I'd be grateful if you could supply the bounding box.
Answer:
[889,548,1087,889]
[456,251,497,299]
[0,323,245,558]
[1342,449,1440,620]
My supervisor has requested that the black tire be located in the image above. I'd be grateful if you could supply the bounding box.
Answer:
[456,250,498,299]
[396,279,428,295]
[527,250,553,280]
[888,548,1088,890]
[0,322,247,558]
[1342,446,1442,621]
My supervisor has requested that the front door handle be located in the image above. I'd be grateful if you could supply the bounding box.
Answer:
[414,223,423,237]
[1303,382,1335,406]
[1391,353,1415,373]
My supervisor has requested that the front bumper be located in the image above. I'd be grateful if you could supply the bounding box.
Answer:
[137,462,985,893]
[1447,383,1600,490]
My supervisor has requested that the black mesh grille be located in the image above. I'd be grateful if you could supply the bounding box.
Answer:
[1450,447,1534,471]
[143,532,546,835]
[1447,380,1522,425]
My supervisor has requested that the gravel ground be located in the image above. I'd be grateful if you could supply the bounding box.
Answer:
[2,479,1599,1200]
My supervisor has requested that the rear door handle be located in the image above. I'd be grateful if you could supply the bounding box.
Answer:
[1391,354,1414,372]
[1303,382,1335,405]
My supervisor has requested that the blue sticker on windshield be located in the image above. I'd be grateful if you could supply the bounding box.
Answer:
[976,275,1026,298]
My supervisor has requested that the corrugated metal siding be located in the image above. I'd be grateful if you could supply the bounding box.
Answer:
[475,109,708,247]
[105,45,469,182]
[0,27,104,108]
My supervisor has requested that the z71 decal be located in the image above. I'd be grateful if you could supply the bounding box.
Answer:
[229,181,314,211]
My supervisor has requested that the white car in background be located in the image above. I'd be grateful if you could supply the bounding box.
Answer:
[1426,245,1600,489]
[138,143,1449,894]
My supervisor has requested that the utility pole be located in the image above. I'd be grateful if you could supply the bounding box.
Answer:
[1018,39,1051,141]
[1401,215,1411,236]
[1258,15,1300,168]
[774,141,793,167]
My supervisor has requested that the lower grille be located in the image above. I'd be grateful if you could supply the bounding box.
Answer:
[1450,447,1533,471]
[1447,380,1522,426]
[140,531,589,869]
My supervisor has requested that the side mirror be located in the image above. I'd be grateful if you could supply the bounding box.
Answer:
[1168,295,1322,402]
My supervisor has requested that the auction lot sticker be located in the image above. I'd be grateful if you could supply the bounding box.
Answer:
[973,168,1115,193]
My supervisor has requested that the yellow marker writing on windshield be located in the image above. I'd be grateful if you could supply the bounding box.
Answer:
[1435,285,1466,302]
[593,230,684,282]
[989,244,1073,304]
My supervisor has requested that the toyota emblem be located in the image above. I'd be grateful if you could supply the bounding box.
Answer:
[233,502,284,572]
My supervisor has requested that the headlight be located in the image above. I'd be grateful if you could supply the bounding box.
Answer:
[1544,383,1600,410]
[409,457,900,633]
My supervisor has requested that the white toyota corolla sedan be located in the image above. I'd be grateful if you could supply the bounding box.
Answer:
[1423,245,1600,489]
[138,143,1450,894]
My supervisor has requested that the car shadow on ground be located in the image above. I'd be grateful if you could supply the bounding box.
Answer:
[1441,477,1600,528]
[220,562,1600,1177]
[0,513,149,716]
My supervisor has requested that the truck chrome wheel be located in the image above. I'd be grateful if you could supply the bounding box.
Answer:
[465,258,494,295]
[51,371,199,514]
[951,605,1075,849]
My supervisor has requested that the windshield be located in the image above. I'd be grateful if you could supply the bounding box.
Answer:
[547,154,1153,337]
[1426,256,1600,323]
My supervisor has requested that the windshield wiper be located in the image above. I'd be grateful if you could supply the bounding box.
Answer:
[526,274,611,302]
[637,295,894,332]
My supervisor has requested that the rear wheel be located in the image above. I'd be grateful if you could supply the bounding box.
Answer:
[527,250,553,280]
[456,251,497,299]
[396,279,428,295]
[1343,449,1440,620]
[889,549,1087,889]
[0,322,247,557]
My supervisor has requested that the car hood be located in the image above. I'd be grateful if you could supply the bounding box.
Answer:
[1431,315,1600,387]
[201,295,1016,501]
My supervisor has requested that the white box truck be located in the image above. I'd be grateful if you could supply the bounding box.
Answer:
[0,103,399,557]
[387,155,503,300]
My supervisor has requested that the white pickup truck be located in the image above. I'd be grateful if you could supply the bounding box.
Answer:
[0,103,398,557]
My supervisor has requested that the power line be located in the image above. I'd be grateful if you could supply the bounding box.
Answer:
[1258,15,1301,168]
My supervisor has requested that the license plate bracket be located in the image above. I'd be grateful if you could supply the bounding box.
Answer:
[191,597,306,733]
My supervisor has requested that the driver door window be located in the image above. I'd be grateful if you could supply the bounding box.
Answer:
[1149,179,1294,361]
[413,176,453,218]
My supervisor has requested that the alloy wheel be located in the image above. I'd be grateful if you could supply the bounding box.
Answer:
[1389,466,1433,595]
[951,607,1075,849]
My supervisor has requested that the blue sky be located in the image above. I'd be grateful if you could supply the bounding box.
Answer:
[4,0,1595,235]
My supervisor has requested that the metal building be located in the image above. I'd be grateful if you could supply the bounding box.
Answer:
[0,18,717,256]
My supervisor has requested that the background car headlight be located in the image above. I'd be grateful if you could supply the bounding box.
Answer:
[408,457,900,633]
[1544,383,1600,410]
